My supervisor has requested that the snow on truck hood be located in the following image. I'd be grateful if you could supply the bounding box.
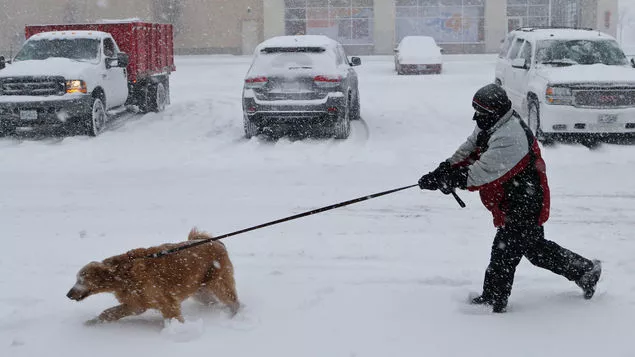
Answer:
[539,64,635,85]
[0,58,97,80]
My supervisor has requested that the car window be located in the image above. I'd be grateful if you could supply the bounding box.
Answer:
[103,38,116,58]
[250,47,337,73]
[508,38,524,60]
[499,34,514,58]
[14,38,100,62]
[535,39,629,66]
[336,45,346,66]
[519,41,532,66]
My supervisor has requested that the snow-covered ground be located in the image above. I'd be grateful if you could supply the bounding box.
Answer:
[1,54,634,357]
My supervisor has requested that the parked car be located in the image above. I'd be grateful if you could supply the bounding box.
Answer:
[394,36,443,75]
[0,21,175,137]
[242,35,361,139]
[495,27,635,144]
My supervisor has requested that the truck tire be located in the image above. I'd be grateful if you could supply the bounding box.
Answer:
[149,82,167,113]
[527,100,553,145]
[84,98,108,137]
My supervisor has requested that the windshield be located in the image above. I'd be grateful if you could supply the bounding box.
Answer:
[14,38,100,62]
[535,39,628,66]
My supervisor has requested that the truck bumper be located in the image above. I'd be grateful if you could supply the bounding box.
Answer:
[540,104,635,137]
[0,95,93,131]
[243,94,345,133]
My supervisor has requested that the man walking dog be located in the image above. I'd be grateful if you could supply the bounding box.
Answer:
[418,83,601,313]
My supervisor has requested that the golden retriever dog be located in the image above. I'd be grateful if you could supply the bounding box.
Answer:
[66,228,239,325]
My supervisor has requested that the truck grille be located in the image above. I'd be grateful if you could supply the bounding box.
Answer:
[0,76,66,96]
[574,88,635,108]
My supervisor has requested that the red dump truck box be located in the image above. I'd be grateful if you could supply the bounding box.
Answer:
[25,22,175,83]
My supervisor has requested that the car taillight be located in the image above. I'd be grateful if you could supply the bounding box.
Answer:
[245,76,268,89]
[314,75,341,87]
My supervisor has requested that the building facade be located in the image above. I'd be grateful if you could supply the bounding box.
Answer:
[267,0,618,54]
[0,0,619,58]
[0,0,263,57]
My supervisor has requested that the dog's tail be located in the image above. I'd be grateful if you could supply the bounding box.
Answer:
[188,227,213,241]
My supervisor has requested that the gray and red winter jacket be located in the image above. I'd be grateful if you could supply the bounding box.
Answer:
[448,109,550,227]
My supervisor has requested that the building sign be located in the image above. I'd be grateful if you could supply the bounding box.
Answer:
[419,8,481,43]
[395,1,484,44]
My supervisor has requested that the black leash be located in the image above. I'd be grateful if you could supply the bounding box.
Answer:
[149,184,465,258]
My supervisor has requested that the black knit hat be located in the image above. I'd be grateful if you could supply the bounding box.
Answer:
[472,83,512,118]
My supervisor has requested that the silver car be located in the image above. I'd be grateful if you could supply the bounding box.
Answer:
[242,35,361,139]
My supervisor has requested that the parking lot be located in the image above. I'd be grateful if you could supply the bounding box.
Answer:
[1,54,634,356]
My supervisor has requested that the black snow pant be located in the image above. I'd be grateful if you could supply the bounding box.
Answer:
[481,225,594,307]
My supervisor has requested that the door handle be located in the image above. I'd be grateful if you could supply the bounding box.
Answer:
[102,74,107,79]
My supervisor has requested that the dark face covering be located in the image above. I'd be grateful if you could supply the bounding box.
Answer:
[473,112,499,131]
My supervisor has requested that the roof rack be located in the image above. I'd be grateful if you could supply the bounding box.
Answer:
[514,26,594,32]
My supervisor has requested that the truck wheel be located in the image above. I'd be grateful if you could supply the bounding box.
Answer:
[85,98,107,137]
[527,100,553,145]
[150,82,167,113]
[244,116,259,139]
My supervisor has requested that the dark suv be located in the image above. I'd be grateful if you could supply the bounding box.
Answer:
[242,35,361,139]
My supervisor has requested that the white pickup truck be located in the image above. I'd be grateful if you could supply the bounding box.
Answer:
[0,22,175,137]
[0,31,130,136]
[495,27,635,145]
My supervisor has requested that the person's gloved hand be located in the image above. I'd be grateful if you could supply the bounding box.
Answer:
[435,161,468,195]
[437,177,454,195]
[418,171,439,190]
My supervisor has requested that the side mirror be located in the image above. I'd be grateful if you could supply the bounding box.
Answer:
[439,47,445,54]
[631,58,635,68]
[106,52,129,69]
[0,56,5,70]
[350,57,361,66]
[117,52,129,68]
[394,48,399,53]
[511,57,529,70]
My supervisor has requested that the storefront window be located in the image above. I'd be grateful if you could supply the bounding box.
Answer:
[284,0,374,45]
[506,0,551,31]
[550,0,579,27]
[395,0,485,44]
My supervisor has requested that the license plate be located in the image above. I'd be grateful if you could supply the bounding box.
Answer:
[19,110,38,120]
[281,82,302,92]
[598,114,618,124]
[418,65,429,70]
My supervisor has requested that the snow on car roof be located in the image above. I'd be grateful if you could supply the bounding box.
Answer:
[256,35,339,52]
[29,30,111,41]
[97,18,143,23]
[511,28,616,42]
[401,36,437,45]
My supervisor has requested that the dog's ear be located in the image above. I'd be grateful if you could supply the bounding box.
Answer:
[84,261,115,278]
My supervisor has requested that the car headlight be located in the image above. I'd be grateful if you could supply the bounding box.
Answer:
[545,86,573,105]
[66,80,87,94]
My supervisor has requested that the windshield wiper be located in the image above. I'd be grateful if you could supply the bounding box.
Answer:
[287,66,312,70]
[540,59,577,67]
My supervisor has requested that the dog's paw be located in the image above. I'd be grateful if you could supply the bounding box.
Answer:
[84,318,103,326]
[228,303,241,318]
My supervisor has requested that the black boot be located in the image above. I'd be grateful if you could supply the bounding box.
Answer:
[492,301,507,313]
[470,294,493,305]
[576,259,602,300]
